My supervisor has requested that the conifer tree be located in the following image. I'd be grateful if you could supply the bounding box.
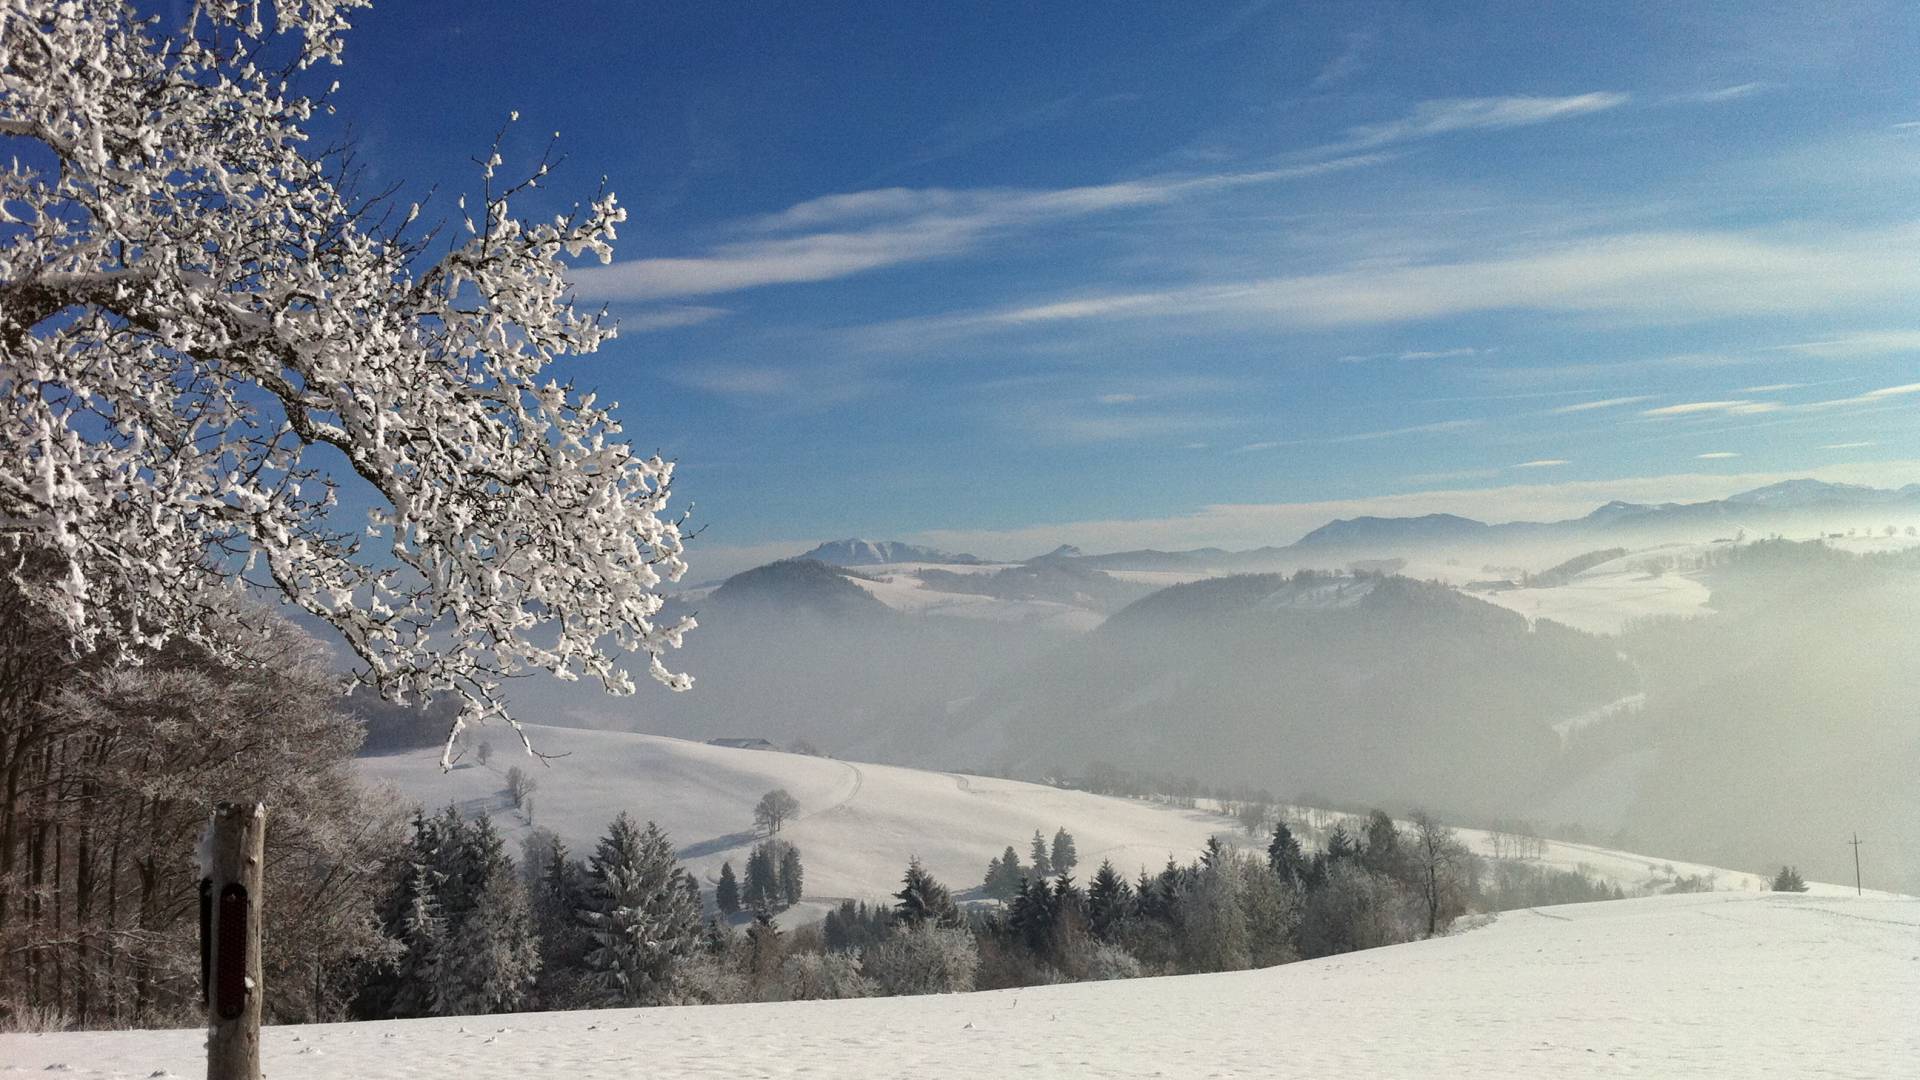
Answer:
[1030,829,1054,878]
[1087,860,1134,941]
[1267,822,1308,887]
[717,861,742,914]
[1772,864,1803,894]
[1051,828,1079,875]
[778,843,806,907]
[578,813,702,1006]
[894,857,959,928]
[743,843,779,911]
[984,846,1025,901]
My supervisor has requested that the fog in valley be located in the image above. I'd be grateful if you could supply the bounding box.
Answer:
[497,483,1920,896]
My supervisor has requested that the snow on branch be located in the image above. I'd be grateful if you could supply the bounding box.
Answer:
[0,0,694,764]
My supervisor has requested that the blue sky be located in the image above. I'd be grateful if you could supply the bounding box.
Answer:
[323,1,1920,576]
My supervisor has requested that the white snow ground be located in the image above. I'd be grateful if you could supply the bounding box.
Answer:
[7,890,1914,1079]
[357,726,1846,927]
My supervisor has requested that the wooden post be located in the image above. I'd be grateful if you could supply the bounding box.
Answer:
[204,802,265,1080]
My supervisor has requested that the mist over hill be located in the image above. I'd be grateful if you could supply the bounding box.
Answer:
[501,480,1920,891]
[915,572,1634,819]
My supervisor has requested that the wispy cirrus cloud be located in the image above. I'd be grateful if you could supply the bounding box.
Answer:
[1767,331,1920,357]
[1549,395,1658,414]
[1642,400,1782,417]
[1337,346,1483,363]
[1670,82,1776,105]
[1332,92,1630,151]
[1235,418,1481,452]
[1512,458,1570,468]
[1696,451,1741,459]
[569,156,1389,301]
[856,224,1920,343]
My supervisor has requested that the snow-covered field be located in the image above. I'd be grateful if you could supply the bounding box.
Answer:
[360,726,1263,924]
[357,727,1843,925]
[10,890,1913,1079]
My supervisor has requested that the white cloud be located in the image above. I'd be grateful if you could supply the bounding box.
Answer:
[1738,383,1803,393]
[1235,418,1481,452]
[1768,331,1920,357]
[1696,452,1741,459]
[1512,459,1570,468]
[569,157,1390,300]
[866,225,1920,340]
[1337,347,1481,364]
[1641,400,1781,417]
[1671,82,1775,104]
[1096,393,1146,405]
[1337,93,1630,151]
[1820,441,1878,450]
[1549,395,1658,414]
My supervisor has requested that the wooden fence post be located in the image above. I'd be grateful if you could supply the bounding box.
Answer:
[204,802,265,1080]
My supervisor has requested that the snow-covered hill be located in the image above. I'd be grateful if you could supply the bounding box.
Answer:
[12,890,1914,1078]
[355,726,1829,928]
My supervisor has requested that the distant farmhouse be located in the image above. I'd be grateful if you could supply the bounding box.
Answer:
[707,737,776,751]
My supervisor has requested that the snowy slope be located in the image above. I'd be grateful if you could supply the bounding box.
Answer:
[359,726,1256,922]
[10,891,1914,1079]
[356,726,1837,925]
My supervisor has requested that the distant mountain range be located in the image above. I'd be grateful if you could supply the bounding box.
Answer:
[799,539,983,566]
[794,480,1920,573]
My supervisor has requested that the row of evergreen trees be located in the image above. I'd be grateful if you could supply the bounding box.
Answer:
[357,809,707,1017]
[982,827,1077,899]
[715,840,804,915]
[348,802,1640,1019]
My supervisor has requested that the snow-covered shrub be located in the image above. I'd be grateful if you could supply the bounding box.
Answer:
[861,925,979,996]
[1081,944,1144,982]
[780,953,874,1001]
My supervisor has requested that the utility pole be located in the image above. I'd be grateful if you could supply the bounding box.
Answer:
[204,803,266,1080]
[1849,832,1863,896]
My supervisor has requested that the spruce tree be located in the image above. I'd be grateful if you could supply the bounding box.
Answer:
[1267,822,1307,886]
[894,857,959,928]
[743,843,778,911]
[717,861,741,914]
[1029,829,1054,878]
[778,843,806,907]
[1771,865,1809,892]
[984,846,1025,901]
[1086,860,1133,941]
[578,813,702,1006]
[1051,828,1078,876]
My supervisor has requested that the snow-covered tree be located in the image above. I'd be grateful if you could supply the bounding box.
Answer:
[777,843,804,907]
[892,857,959,929]
[1028,829,1053,878]
[372,807,538,1018]
[0,0,694,762]
[578,813,700,1006]
[1050,827,1078,876]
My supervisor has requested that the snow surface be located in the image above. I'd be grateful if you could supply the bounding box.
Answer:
[358,726,1854,926]
[361,726,1257,924]
[8,891,1914,1078]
